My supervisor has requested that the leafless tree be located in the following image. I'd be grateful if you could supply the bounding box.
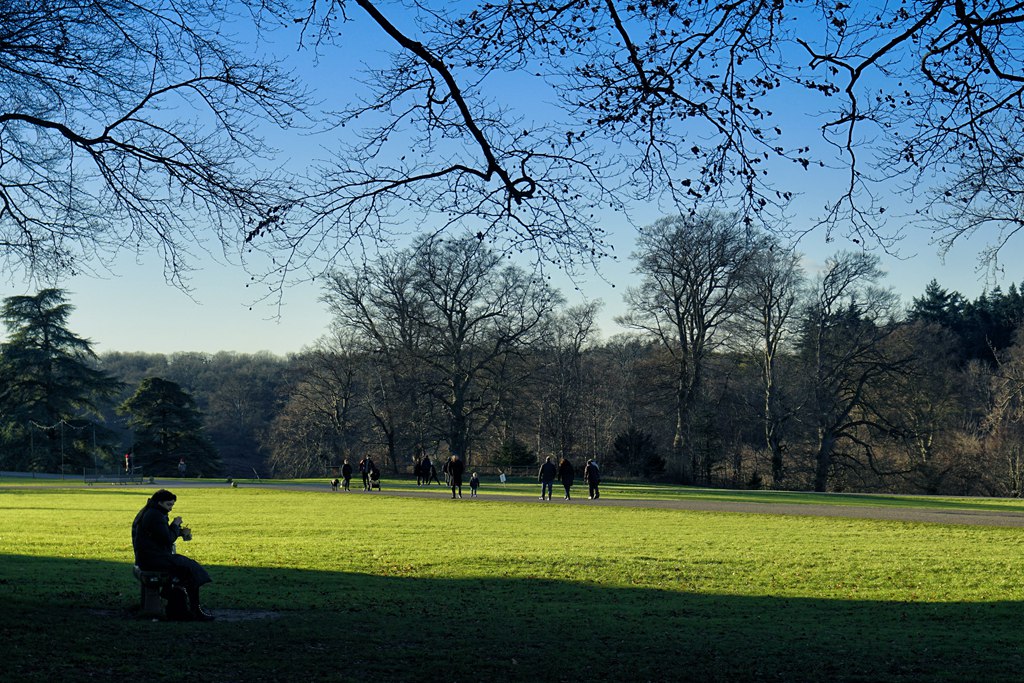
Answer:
[0,0,309,287]
[12,2,1024,289]
[797,251,915,492]
[736,239,805,486]
[320,248,434,468]
[265,335,365,476]
[620,212,758,483]
[323,233,560,464]
[256,0,1024,285]
[982,328,1024,495]
[537,301,601,462]
[870,322,970,495]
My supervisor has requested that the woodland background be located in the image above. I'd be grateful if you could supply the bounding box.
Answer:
[5,221,1024,497]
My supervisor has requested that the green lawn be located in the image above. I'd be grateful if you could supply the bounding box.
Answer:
[1,485,1022,681]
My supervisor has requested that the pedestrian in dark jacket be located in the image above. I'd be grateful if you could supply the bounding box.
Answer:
[341,459,353,491]
[584,459,601,499]
[368,461,381,490]
[557,458,575,500]
[359,457,370,491]
[131,489,214,620]
[538,456,557,500]
[420,454,435,485]
[448,455,465,498]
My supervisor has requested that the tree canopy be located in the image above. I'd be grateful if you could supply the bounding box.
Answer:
[118,376,221,477]
[0,288,122,471]
[7,1,1024,290]
[269,0,1024,278]
[0,0,306,286]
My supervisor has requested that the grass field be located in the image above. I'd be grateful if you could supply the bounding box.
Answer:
[1,482,1022,681]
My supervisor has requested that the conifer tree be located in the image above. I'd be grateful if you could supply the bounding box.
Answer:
[119,377,221,476]
[0,289,122,471]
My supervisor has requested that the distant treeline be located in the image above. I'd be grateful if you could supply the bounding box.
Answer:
[4,228,1024,496]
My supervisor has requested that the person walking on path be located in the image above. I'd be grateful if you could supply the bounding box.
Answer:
[557,458,575,500]
[469,472,480,497]
[131,489,214,621]
[368,460,381,490]
[359,457,370,491]
[448,455,465,498]
[538,456,557,500]
[584,459,601,499]
[420,454,435,485]
[341,459,353,491]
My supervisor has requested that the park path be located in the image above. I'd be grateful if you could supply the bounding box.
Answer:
[372,488,1024,528]
[152,478,1024,528]
[7,473,1024,528]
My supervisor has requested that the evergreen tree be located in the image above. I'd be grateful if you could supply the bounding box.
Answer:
[492,437,537,469]
[959,286,1024,364]
[119,377,221,476]
[908,280,967,328]
[612,427,665,478]
[0,289,122,472]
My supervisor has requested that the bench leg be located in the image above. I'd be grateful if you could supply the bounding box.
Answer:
[139,583,164,616]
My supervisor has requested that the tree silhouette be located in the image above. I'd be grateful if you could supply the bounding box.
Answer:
[0,0,307,285]
[0,289,122,471]
[119,377,221,477]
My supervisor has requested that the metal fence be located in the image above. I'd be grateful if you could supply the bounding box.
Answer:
[84,467,144,485]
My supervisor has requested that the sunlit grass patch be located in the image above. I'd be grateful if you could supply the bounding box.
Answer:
[1,485,1022,681]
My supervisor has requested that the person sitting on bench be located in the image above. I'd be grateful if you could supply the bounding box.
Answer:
[131,489,215,621]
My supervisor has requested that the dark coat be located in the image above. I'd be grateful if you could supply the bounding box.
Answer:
[448,458,465,486]
[342,463,352,478]
[538,460,557,483]
[558,460,575,486]
[131,500,211,588]
[584,462,601,484]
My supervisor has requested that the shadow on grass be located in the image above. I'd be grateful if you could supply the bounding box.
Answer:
[1,553,1019,682]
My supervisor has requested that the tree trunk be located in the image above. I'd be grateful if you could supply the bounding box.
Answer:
[814,433,834,492]
[673,402,694,484]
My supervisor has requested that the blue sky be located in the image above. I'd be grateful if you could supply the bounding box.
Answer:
[1,209,999,357]
[1,4,1018,356]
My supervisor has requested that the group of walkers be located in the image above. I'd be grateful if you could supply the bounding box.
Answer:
[331,451,602,501]
[331,457,381,492]
[334,452,481,500]
[537,456,600,501]
[413,454,442,486]
[411,452,481,499]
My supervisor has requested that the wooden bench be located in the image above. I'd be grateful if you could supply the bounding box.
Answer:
[133,565,172,617]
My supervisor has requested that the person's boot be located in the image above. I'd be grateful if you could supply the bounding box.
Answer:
[188,588,215,621]
[193,605,216,621]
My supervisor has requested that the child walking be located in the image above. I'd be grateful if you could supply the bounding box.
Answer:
[469,472,480,497]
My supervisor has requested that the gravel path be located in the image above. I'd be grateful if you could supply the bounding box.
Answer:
[373,488,1024,528]
[13,474,1024,528]
[175,479,1024,528]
